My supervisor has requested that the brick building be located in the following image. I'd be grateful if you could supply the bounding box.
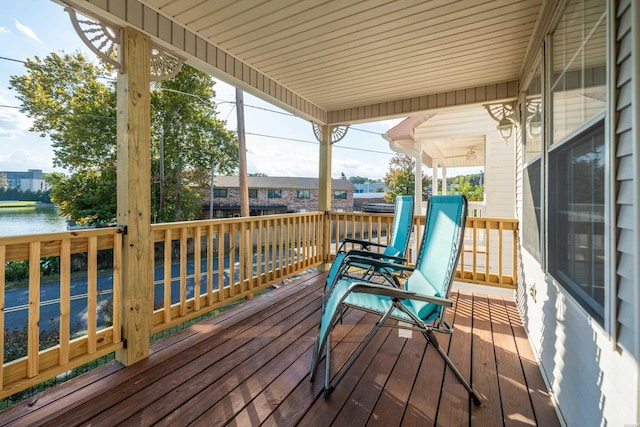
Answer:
[197,176,355,218]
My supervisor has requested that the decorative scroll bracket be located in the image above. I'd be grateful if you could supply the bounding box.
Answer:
[312,123,349,144]
[65,7,184,80]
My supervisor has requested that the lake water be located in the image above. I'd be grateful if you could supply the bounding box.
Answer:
[0,205,68,237]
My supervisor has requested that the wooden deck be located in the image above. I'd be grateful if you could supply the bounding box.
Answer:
[0,270,559,426]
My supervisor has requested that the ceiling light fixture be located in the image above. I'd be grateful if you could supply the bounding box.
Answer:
[484,101,518,144]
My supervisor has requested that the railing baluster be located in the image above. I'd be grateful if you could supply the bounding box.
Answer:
[485,220,491,283]
[163,229,172,324]
[229,224,236,297]
[87,236,98,354]
[59,240,71,365]
[194,226,201,311]
[217,224,225,302]
[256,220,263,287]
[180,228,188,316]
[28,242,41,378]
[207,224,214,306]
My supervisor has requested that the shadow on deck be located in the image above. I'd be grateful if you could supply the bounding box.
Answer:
[0,270,559,426]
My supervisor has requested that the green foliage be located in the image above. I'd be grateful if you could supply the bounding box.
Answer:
[348,176,381,184]
[49,169,117,225]
[0,188,51,203]
[10,52,239,224]
[383,154,431,203]
[448,175,484,201]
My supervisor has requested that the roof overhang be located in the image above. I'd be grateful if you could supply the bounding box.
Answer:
[56,0,546,125]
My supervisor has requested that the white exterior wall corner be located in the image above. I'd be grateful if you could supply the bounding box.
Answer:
[516,0,640,425]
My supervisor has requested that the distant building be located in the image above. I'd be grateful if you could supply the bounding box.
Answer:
[353,182,388,211]
[196,176,355,218]
[0,169,49,192]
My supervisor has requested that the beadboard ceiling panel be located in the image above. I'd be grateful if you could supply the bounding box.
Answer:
[59,0,544,123]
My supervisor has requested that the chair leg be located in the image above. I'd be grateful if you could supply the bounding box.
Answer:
[309,328,321,382]
[426,330,482,406]
[324,308,394,398]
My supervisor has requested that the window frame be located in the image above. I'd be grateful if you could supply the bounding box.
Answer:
[333,190,347,200]
[267,189,282,199]
[212,188,228,198]
[297,189,310,199]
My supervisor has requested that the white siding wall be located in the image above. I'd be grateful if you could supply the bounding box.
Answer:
[517,1,639,425]
[484,136,516,218]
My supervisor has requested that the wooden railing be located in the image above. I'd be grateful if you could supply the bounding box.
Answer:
[0,227,125,399]
[328,213,519,288]
[149,212,324,333]
[0,211,516,399]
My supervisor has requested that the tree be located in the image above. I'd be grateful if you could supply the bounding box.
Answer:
[450,175,484,201]
[348,176,381,184]
[383,154,431,203]
[10,52,238,224]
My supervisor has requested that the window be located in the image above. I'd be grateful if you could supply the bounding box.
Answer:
[523,158,542,261]
[248,188,258,198]
[267,189,282,199]
[213,189,227,198]
[547,0,607,324]
[550,0,606,145]
[333,190,347,199]
[297,190,310,199]
[548,118,605,322]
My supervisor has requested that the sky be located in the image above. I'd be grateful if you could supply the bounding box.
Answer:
[0,0,404,181]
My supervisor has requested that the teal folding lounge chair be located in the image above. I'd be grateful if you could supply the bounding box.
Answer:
[310,195,480,405]
[325,195,414,292]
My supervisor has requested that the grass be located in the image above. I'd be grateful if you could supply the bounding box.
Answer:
[0,201,40,208]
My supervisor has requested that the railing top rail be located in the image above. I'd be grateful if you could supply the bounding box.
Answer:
[0,226,125,245]
[151,211,325,230]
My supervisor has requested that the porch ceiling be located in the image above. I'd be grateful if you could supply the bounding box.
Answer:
[58,0,543,124]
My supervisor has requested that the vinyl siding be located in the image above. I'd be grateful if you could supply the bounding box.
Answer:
[614,0,637,357]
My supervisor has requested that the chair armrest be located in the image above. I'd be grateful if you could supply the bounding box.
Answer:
[338,238,389,252]
[342,254,414,273]
[349,282,453,308]
[342,249,407,264]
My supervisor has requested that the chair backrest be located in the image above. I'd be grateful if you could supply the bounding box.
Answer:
[381,195,414,258]
[405,195,467,321]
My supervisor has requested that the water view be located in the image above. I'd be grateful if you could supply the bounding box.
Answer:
[0,204,68,237]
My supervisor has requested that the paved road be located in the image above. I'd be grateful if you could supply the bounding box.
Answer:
[4,250,286,334]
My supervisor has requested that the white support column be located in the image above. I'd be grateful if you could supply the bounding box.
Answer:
[443,167,448,195]
[433,161,439,195]
[413,143,423,216]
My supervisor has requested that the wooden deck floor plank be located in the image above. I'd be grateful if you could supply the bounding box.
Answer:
[437,291,473,426]
[366,328,427,426]
[261,311,381,427]
[225,341,316,426]
[488,295,536,426]
[0,271,561,427]
[401,304,454,426]
[229,308,368,427]
[158,306,321,426]
[0,360,123,425]
[470,293,504,426]
[30,277,323,427]
[297,327,393,426]
[91,288,323,426]
[503,298,561,427]
[332,326,408,426]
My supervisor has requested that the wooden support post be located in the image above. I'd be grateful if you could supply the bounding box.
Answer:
[116,26,152,366]
[318,125,332,272]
